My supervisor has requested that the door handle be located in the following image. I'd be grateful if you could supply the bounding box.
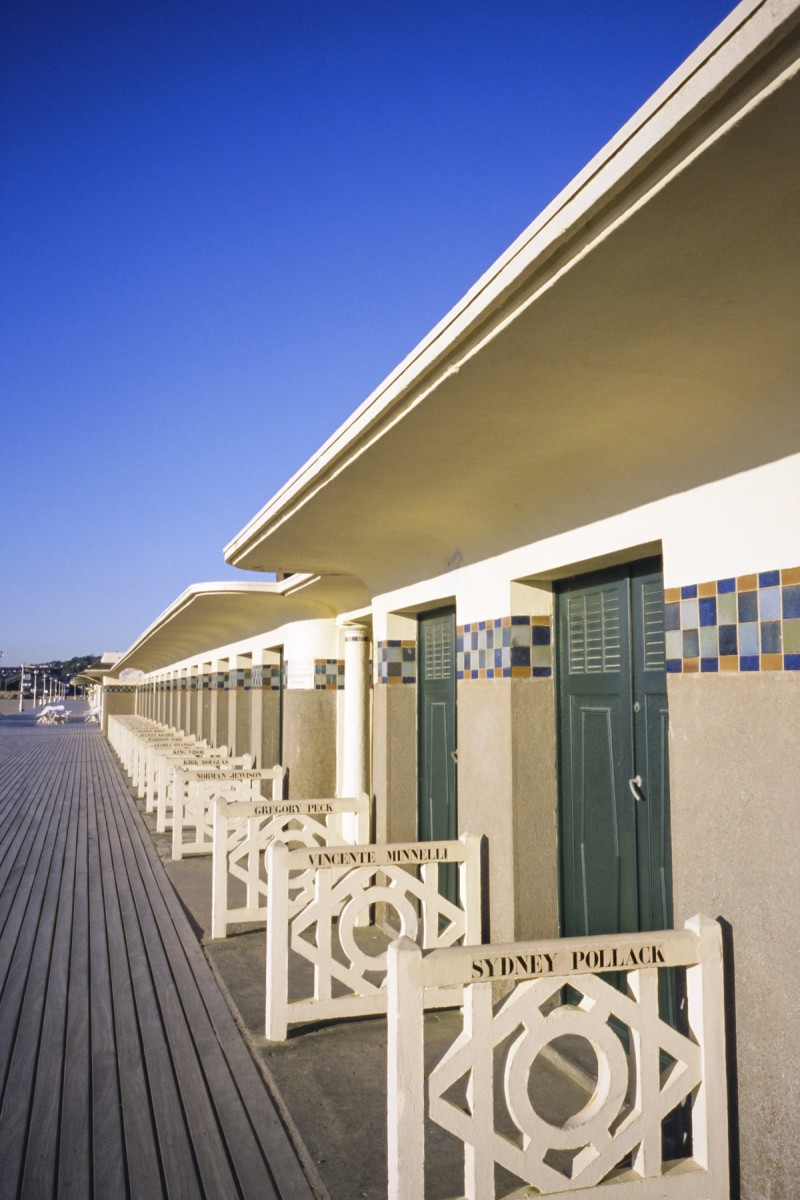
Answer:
[628,774,645,802]
[451,750,458,765]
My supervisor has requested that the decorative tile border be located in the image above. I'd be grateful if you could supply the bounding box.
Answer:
[457,616,552,680]
[377,641,417,685]
[251,664,282,690]
[665,567,800,673]
[226,669,246,691]
[314,659,345,690]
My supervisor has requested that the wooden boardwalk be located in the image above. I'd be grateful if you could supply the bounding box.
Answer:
[0,710,316,1200]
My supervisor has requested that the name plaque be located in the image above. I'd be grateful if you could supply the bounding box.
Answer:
[294,842,457,870]
[421,927,701,989]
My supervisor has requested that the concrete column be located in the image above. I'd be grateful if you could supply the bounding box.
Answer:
[250,652,282,769]
[212,659,228,748]
[340,625,371,840]
[227,654,251,757]
[200,663,213,742]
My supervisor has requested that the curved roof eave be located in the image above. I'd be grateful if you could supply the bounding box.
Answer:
[223,0,800,588]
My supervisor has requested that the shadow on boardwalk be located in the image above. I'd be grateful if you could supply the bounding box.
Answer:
[0,709,315,1200]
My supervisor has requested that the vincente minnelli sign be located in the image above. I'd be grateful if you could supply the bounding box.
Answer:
[299,844,457,868]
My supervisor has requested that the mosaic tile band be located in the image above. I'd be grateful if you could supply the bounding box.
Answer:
[377,641,416,685]
[376,620,553,684]
[458,615,552,680]
[665,567,800,673]
[314,659,345,690]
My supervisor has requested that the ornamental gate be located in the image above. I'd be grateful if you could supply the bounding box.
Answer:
[388,916,728,1199]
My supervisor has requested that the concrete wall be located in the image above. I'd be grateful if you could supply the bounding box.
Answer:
[372,683,416,845]
[457,679,559,942]
[282,690,337,798]
[668,673,800,1198]
[101,687,137,734]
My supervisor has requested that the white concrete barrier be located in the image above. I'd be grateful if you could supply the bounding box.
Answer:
[387,914,729,1200]
[170,761,263,860]
[266,833,481,1041]
[211,789,367,940]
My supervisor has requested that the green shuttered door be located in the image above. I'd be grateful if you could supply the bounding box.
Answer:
[558,561,672,939]
[418,609,457,900]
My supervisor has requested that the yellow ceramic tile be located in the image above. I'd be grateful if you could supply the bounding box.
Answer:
[698,581,717,597]
[781,566,800,585]
[761,654,783,671]
[719,655,739,672]
[737,573,757,591]
[664,587,681,604]
[683,658,700,674]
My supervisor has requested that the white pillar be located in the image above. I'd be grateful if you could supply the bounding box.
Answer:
[341,625,371,840]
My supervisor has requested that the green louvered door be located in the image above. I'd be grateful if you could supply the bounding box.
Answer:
[557,560,672,939]
[418,608,457,901]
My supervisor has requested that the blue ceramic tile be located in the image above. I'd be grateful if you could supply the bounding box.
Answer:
[471,669,479,679]
[494,648,503,668]
[759,570,780,587]
[681,584,698,599]
[783,585,800,619]
[532,625,551,646]
[739,622,759,655]
[701,658,719,673]
[664,602,680,631]
[740,655,760,672]
[699,597,717,627]
[759,587,780,620]
[717,578,736,593]
[494,618,501,628]
[532,666,552,678]
[761,622,782,653]
[738,591,758,623]
[511,615,530,625]
[682,629,699,658]
[478,650,486,669]
[478,621,486,631]
[785,654,800,671]
[718,624,738,656]
[666,659,682,673]
[402,646,415,661]
[456,671,464,681]
[502,628,511,646]
[510,646,531,667]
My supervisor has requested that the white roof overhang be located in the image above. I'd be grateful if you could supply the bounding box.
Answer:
[225,0,800,594]
[112,576,369,674]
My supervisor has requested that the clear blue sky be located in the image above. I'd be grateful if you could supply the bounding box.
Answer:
[1,0,736,665]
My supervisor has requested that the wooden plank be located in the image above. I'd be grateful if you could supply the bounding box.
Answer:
[17,734,84,1200]
[98,747,313,1200]
[0,714,315,1200]
[100,756,242,1200]
[0,735,79,1196]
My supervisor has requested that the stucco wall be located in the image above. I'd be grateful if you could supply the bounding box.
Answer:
[282,690,336,799]
[668,673,800,1198]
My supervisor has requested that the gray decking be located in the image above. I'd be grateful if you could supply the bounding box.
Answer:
[0,709,315,1200]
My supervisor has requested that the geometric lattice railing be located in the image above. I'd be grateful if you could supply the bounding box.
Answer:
[211,792,370,939]
[170,762,269,860]
[388,915,729,1200]
[266,834,482,1041]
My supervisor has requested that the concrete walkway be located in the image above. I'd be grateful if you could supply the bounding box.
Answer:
[0,708,316,1200]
